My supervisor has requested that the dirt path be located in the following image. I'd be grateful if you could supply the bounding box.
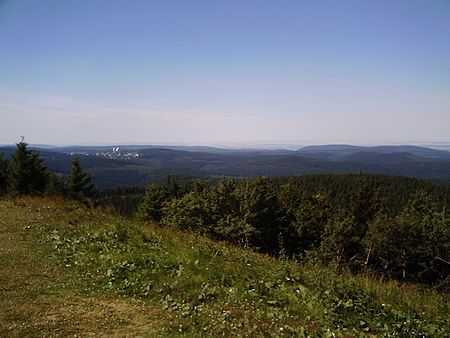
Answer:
[0,198,168,337]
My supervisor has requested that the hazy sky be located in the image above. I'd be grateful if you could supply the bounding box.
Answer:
[1,0,449,146]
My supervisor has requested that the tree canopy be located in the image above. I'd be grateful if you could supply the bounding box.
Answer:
[137,174,450,287]
[65,157,95,200]
[8,140,49,195]
[0,155,8,195]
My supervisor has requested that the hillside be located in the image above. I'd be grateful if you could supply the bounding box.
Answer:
[297,145,450,160]
[1,197,448,337]
[2,144,450,188]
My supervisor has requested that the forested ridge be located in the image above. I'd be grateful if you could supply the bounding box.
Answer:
[2,143,450,188]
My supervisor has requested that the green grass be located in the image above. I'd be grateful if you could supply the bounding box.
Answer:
[0,197,171,337]
[1,197,448,337]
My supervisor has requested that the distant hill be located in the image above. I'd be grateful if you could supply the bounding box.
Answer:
[297,144,450,160]
[1,144,450,188]
[338,152,426,164]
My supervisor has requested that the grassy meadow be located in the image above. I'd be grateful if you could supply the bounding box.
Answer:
[1,197,448,337]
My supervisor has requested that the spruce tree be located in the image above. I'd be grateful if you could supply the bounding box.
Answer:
[0,154,8,195]
[137,183,165,221]
[65,157,94,200]
[9,139,49,195]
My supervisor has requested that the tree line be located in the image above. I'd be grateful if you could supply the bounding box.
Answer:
[136,175,450,287]
[0,139,94,200]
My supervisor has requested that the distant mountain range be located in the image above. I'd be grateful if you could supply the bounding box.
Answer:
[296,144,450,161]
[1,144,450,188]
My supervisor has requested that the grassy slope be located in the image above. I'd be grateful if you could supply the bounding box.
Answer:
[1,197,448,337]
[0,197,170,337]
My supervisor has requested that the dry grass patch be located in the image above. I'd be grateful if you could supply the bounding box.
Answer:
[31,297,170,337]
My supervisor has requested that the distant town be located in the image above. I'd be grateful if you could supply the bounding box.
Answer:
[68,147,140,160]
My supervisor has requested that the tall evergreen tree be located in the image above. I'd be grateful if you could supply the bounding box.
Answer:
[137,183,165,221]
[65,157,95,200]
[235,177,281,253]
[292,192,330,255]
[0,155,8,195]
[9,139,49,195]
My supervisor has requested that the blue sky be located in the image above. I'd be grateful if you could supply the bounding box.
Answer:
[0,0,449,146]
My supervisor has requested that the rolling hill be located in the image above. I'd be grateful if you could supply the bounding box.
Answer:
[1,144,450,188]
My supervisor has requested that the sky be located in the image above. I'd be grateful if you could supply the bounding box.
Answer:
[0,0,449,146]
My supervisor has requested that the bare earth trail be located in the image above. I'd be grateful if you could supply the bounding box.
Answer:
[0,198,168,337]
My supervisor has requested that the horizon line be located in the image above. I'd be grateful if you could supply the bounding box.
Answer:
[1,141,450,152]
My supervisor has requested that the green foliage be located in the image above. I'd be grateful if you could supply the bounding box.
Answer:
[137,175,190,222]
[162,174,187,199]
[0,154,8,195]
[137,174,450,286]
[200,178,255,244]
[65,157,95,200]
[147,177,283,252]
[366,190,450,285]
[234,177,282,253]
[8,140,50,195]
[162,191,213,232]
[40,197,448,337]
[96,185,146,217]
[136,183,166,221]
[291,192,330,255]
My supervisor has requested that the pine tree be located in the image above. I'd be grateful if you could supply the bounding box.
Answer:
[0,154,8,195]
[137,183,165,221]
[235,177,281,253]
[65,157,95,200]
[9,139,49,195]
